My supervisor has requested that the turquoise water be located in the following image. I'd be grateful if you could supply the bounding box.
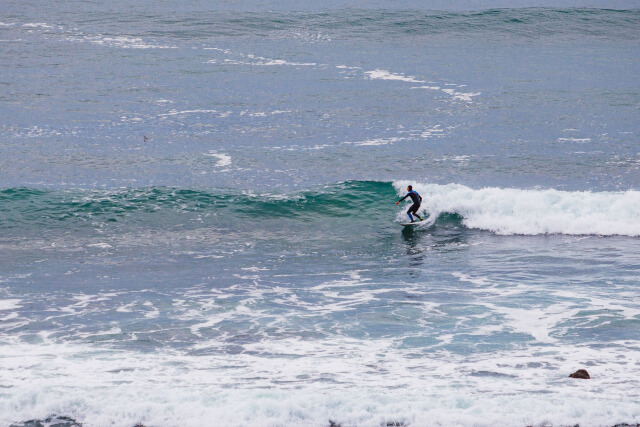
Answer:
[1,3,640,426]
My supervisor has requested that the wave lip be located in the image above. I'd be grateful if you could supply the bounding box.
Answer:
[395,181,640,236]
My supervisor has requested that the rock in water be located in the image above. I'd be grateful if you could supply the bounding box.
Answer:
[569,369,591,379]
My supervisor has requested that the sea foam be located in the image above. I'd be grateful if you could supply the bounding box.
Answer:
[394,181,640,236]
[2,338,639,427]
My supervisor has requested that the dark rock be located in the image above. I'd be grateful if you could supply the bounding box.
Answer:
[328,421,341,427]
[10,415,82,427]
[569,369,591,379]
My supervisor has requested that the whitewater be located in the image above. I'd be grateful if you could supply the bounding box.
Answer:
[1,1,639,426]
[394,182,640,236]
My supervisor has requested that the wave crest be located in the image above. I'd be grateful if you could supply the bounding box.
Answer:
[395,181,640,236]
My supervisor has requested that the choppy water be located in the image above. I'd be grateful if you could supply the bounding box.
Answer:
[1,1,640,426]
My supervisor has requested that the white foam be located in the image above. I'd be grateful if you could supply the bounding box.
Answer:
[0,273,32,284]
[71,294,112,308]
[435,155,472,164]
[0,299,22,311]
[452,272,492,286]
[364,69,424,83]
[21,23,53,29]
[142,301,159,319]
[194,254,224,259]
[1,271,639,426]
[203,47,231,54]
[18,23,174,49]
[245,54,316,66]
[86,36,176,49]
[418,125,445,138]
[484,302,578,343]
[0,312,19,321]
[241,267,269,272]
[1,337,638,427]
[394,181,640,236]
[441,88,482,102]
[411,85,441,90]
[289,30,331,43]
[116,303,135,313]
[12,126,62,138]
[204,151,231,168]
[158,109,219,117]
[366,70,480,102]
[257,59,316,66]
[344,137,403,146]
[87,243,113,249]
[558,137,592,143]
[213,56,316,67]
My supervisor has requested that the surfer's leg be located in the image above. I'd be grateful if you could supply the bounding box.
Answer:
[415,204,423,221]
[408,203,420,222]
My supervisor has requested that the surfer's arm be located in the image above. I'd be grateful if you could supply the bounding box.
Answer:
[395,193,409,205]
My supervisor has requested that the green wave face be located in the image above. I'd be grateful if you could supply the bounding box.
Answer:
[0,181,400,231]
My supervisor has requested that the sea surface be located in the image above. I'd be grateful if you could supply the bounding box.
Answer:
[1,1,640,426]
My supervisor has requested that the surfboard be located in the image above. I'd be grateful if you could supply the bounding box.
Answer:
[400,216,435,227]
[401,221,423,226]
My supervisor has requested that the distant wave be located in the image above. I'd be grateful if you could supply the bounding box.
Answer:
[9,9,638,41]
[149,8,640,40]
[395,180,640,236]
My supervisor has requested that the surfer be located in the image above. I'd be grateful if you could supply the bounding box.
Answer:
[396,185,423,222]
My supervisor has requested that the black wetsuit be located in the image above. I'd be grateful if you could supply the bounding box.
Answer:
[399,190,422,217]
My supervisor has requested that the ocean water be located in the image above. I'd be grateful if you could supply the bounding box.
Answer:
[1,1,640,426]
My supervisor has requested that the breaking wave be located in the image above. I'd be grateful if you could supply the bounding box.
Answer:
[2,181,639,236]
[395,181,640,236]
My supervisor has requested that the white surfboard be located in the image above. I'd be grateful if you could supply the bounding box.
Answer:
[400,216,435,227]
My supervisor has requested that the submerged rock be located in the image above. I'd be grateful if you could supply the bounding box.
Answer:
[569,369,591,379]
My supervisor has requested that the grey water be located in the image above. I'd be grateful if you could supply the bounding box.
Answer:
[1,1,639,426]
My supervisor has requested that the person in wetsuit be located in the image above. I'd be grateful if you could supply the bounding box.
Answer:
[396,185,423,222]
